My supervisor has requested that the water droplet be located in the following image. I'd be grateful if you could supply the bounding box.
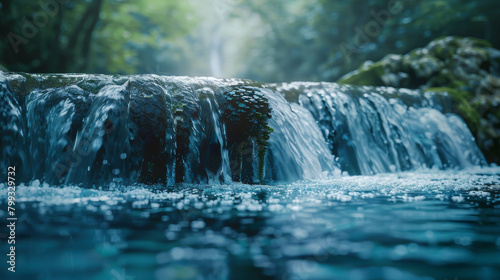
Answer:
[389,165,396,172]
[120,153,127,160]
[191,220,206,230]
[171,247,185,260]
[112,169,120,175]
[32,180,40,188]
[394,245,407,256]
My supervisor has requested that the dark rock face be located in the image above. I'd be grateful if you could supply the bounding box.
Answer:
[223,87,273,183]
[338,37,500,164]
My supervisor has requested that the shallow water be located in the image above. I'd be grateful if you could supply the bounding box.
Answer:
[1,167,500,280]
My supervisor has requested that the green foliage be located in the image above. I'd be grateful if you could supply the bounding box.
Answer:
[0,0,196,74]
[1,0,499,82]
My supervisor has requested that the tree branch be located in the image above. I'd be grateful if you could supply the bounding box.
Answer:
[79,0,103,72]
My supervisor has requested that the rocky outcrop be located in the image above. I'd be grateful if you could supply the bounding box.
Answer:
[338,37,500,164]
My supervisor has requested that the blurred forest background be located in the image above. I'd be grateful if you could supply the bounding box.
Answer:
[0,0,499,82]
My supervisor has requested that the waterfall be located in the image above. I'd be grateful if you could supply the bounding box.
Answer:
[0,71,487,186]
[265,91,339,182]
[277,82,486,175]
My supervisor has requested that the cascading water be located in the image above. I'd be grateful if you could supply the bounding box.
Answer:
[0,71,487,186]
[264,91,339,182]
[277,82,487,175]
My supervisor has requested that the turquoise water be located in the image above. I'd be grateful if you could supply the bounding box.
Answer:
[1,167,500,280]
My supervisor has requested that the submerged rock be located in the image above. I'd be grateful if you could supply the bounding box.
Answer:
[338,36,500,163]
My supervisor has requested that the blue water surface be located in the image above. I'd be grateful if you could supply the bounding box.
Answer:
[1,167,500,280]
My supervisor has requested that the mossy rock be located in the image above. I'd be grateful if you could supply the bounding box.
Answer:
[339,36,500,163]
[5,73,27,96]
[429,37,492,60]
[77,75,116,94]
[223,86,273,183]
[427,69,467,89]
[425,87,480,132]
[338,60,386,86]
[407,53,443,79]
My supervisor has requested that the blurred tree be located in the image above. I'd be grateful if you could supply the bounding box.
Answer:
[232,0,500,82]
[1,0,499,81]
[0,0,196,74]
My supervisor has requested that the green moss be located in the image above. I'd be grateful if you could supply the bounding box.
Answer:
[337,61,386,86]
[466,37,493,48]
[5,74,27,96]
[428,69,467,89]
[19,73,40,94]
[172,101,185,114]
[223,86,273,183]
[38,74,84,89]
[470,47,490,58]
[432,36,491,48]
[432,43,455,61]
[425,87,480,131]
[77,76,115,94]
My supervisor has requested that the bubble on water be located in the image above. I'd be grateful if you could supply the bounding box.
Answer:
[170,247,185,260]
[425,230,435,244]
[407,243,419,252]
[132,200,148,208]
[394,245,408,256]
[455,236,472,246]
[287,204,302,211]
[96,243,119,257]
[451,195,464,203]
[191,220,206,230]
[469,191,490,197]
[165,231,176,240]
[292,228,309,239]
[352,213,364,219]
[168,224,182,232]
